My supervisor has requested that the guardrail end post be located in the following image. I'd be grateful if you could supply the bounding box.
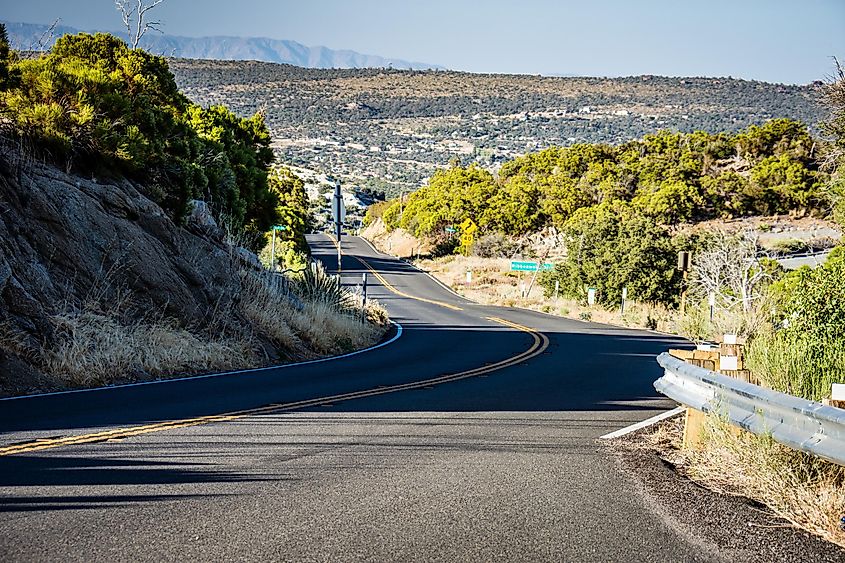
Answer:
[682,407,707,450]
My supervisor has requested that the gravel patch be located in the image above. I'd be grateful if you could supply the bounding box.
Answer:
[603,418,845,563]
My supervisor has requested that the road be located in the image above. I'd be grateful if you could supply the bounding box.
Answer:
[0,234,706,562]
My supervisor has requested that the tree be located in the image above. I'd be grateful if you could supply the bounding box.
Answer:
[0,23,19,91]
[115,0,165,49]
[689,231,770,314]
[541,201,681,306]
[821,60,845,225]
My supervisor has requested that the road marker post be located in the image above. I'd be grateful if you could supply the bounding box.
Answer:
[621,286,628,315]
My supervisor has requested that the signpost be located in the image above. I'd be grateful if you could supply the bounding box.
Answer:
[270,225,287,271]
[332,182,345,272]
[587,287,597,306]
[510,261,554,272]
[621,286,628,315]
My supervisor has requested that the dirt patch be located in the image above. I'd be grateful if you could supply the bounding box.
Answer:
[604,416,845,562]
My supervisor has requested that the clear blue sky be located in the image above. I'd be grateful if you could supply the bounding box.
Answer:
[4,0,844,84]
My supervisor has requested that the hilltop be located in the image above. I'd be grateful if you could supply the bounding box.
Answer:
[2,20,441,70]
[168,59,825,196]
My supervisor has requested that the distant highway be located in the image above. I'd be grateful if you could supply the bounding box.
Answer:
[0,234,708,562]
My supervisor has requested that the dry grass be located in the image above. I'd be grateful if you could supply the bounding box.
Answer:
[416,254,677,332]
[639,414,845,549]
[8,266,390,391]
[238,268,389,357]
[42,311,256,387]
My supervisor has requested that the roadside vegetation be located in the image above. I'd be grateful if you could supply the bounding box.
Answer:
[0,25,389,395]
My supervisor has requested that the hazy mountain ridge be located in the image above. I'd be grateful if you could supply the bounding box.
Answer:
[2,20,442,70]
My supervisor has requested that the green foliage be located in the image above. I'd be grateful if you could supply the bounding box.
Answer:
[0,32,282,247]
[363,200,391,227]
[0,23,20,91]
[749,251,845,400]
[539,201,682,307]
[390,119,824,243]
[383,165,497,236]
[266,167,311,265]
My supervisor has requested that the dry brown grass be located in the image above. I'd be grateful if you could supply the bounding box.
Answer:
[416,254,677,332]
[238,269,389,358]
[638,414,845,549]
[42,311,256,387]
[9,266,390,391]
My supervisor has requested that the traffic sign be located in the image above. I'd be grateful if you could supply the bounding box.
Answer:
[445,226,457,234]
[332,195,346,224]
[459,218,477,234]
[510,261,553,272]
[273,225,287,231]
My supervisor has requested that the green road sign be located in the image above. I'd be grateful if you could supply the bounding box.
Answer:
[510,261,554,272]
[273,225,288,231]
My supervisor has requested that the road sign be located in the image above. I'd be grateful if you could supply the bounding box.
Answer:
[460,232,474,255]
[445,226,457,234]
[510,261,553,272]
[459,218,477,234]
[273,225,287,231]
[331,196,346,225]
[587,287,597,306]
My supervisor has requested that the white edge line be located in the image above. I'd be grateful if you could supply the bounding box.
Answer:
[599,406,685,440]
[0,322,404,402]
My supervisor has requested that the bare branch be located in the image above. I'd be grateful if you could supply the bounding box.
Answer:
[115,0,165,49]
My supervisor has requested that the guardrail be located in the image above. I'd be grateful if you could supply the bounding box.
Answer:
[654,352,845,466]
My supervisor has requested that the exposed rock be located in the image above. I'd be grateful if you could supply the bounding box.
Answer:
[0,150,245,354]
[188,199,218,228]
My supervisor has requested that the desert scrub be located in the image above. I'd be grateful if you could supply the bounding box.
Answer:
[239,264,389,357]
[42,311,256,387]
[685,414,845,548]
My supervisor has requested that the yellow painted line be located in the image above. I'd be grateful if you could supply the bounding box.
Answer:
[0,318,548,457]
[326,234,463,311]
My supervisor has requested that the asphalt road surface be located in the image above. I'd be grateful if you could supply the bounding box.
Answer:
[0,234,709,562]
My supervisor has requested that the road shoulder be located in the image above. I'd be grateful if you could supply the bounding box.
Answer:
[603,418,845,563]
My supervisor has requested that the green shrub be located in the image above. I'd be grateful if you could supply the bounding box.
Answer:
[0,31,281,247]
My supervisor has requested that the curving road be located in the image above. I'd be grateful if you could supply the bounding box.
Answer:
[0,234,707,562]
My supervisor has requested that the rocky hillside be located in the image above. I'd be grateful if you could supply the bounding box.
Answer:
[169,59,825,196]
[0,147,386,397]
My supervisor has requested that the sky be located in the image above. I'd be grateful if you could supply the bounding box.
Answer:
[3,0,844,84]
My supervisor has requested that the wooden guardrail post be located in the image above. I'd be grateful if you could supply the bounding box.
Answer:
[670,334,749,449]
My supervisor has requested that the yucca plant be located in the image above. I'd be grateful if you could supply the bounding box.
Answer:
[292,261,356,313]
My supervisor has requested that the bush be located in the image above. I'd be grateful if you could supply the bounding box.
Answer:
[0,31,279,247]
[540,201,682,307]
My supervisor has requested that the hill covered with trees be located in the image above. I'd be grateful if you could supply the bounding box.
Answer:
[169,58,825,196]
[366,118,828,307]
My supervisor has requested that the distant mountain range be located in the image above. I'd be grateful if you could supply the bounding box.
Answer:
[2,21,443,70]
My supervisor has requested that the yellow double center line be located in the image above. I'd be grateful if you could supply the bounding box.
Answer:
[0,318,547,457]
[328,234,463,311]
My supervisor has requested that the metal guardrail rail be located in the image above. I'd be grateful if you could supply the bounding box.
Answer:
[655,352,845,466]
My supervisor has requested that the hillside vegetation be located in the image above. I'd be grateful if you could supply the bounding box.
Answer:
[0,28,387,396]
[169,58,823,196]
